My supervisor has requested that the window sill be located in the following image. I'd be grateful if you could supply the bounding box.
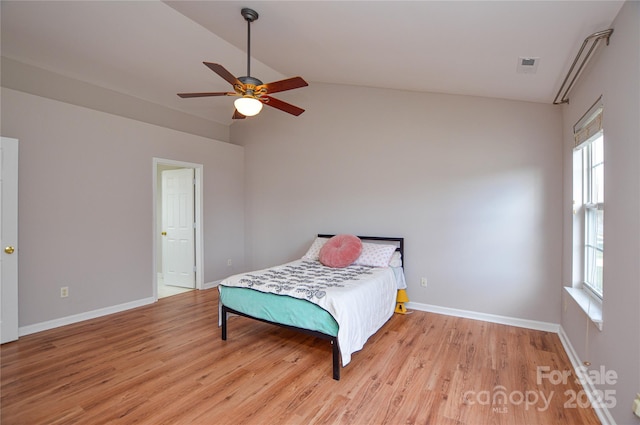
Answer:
[565,287,603,331]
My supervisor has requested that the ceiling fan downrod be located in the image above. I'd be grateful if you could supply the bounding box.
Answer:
[241,8,259,78]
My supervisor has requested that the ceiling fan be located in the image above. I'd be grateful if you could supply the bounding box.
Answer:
[178,7,308,119]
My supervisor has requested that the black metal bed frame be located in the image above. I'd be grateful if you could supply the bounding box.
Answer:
[220,234,404,381]
[221,304,341,379]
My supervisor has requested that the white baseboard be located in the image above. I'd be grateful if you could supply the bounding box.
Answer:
[404,301,615,424]
[203,279,221,290]
[557,326,582,369]
[19,297,156,337]
[19,281,223,337]
[406,301,560,333]
[557,326,616,425]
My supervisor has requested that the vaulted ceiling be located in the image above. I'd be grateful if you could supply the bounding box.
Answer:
[1,1,624,126]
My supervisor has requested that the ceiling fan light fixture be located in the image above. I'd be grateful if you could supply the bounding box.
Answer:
[234,96,263,116]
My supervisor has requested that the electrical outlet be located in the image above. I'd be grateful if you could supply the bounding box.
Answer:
[227,259,232,266]
[421,277,428,288]
[60,287,69,298]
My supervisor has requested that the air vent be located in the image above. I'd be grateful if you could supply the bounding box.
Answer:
[517,57,540,74]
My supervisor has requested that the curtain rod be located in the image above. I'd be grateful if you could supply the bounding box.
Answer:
[553,29,614,105]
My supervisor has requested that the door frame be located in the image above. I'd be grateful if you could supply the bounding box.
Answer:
[152,158,203,300]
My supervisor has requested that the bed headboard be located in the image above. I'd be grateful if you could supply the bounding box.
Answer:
[317,234,404,268]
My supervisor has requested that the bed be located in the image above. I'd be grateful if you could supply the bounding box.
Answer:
[218,234,405,380]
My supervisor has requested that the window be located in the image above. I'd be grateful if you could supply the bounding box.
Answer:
[572,98,604,300]
[582,134,604,298]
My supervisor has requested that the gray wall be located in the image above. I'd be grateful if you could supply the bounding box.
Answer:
[1,88,245,327]
[560,2,640,423]
[232,82,563,324]
[1,58,230,143]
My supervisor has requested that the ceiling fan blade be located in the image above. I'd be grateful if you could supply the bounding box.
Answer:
[258,77,308,95]
[177,92,235,98]
[203,62,242,87]
[262,96,305,116]
[232,110,246,120]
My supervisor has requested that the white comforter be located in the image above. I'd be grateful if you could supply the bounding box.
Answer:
[219,259,400,366]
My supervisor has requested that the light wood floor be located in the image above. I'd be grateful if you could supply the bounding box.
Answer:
[1,289,600,424]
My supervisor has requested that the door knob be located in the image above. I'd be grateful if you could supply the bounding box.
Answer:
[161,232,167,236]
[4,246,15,254]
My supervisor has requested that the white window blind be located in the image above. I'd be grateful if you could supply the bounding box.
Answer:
[573,96,603,150]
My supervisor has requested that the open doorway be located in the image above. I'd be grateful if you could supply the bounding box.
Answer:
[152,158,203,300]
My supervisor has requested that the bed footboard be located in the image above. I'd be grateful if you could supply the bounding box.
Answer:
[221,304,340,380]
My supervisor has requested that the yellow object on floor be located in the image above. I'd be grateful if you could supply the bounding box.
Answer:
[395,289,409,314]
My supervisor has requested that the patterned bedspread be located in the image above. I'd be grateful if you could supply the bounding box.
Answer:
[236,260,376,301]
[219,259,399,366]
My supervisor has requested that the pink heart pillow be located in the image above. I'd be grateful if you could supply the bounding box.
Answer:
[319,234,363,268]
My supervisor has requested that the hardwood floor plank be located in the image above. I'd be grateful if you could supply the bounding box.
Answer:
[1,289,600,424]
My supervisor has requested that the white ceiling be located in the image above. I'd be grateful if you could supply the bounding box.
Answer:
[1,1,624,127]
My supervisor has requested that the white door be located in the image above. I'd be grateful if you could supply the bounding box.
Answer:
[161,168,195,288]
[1,137,19,343]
